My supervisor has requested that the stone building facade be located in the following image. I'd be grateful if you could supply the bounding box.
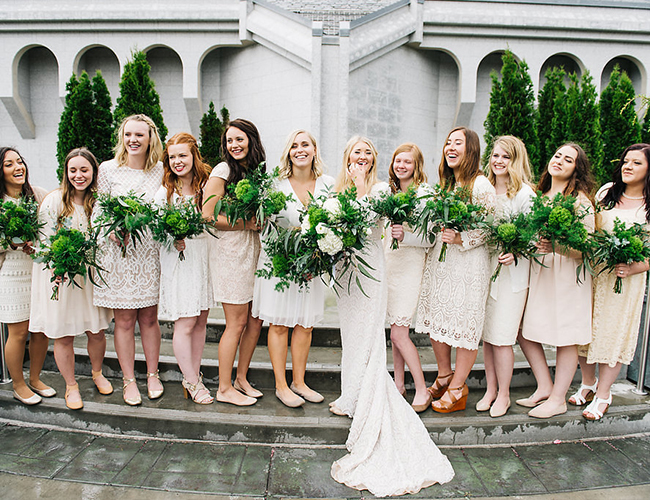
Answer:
[1,0,649,189]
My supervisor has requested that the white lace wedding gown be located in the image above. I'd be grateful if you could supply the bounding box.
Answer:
[331,183,454,497]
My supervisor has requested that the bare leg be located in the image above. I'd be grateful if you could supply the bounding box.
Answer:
[532,345,578,416]
[267,324,291,393]
[477,341,497,410]
[27,332,50,391]
[390,325,407,395]
[190,310,209,377]
[437,347,478,406]
[584,362,621,419]
[5,321,35,399]
[290,325,314,391]
[517,332,553,403]
[138,305,162,394]
[86,331,107,373]
[113,308,139,401]
[490,344,514,415]
[53,336,76,386]
[218,303,255,405]
[234,304,263,394]
[173,316,201,384]
[392,325,428,406]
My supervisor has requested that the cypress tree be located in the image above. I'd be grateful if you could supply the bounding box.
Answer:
[199,102,229,167]
[56,74,80,183]
[91,71,115,164]
[113,50,168,143]
[483,49,539,175]
[537,67,566,171]
[599,65,641,186]
[641,101,650,144]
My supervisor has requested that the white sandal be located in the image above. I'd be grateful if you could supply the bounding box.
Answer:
[583,394,612,421]
[568,378,598,406]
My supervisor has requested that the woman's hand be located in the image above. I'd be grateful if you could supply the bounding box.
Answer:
[498,252,515,266]
[391,224,405,243]
[109,231,130,250]
[173,239,186,252]
[441,228,462,245]
[535,238,552,254]
[20,241,35,256]
[347,162,369,192]
[244,217,261,232]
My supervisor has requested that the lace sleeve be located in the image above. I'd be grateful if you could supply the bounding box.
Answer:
[38,192,62,244]
[459,176,496,251]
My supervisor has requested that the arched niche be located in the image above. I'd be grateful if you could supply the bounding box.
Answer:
[539,53,583,87]
[200,47,224,113]
[601,56,643,95]
[471,51,506,138]
[17,45,59,131]
[76,45,121,101]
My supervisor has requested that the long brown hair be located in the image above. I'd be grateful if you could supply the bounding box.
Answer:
[601,143,650,222]
[388,143,427,193]
[537,143,595,201]
[0,147,35,201]
[162,133,211,209]
[439,127,482,195]
[59,148,99,226]
[220,118,266,185]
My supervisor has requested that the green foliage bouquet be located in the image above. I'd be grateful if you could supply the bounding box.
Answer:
[486,212,540,282]
[590,218,650,293]
[152,199,211,261]
[95,192,154,258]
[257,187,376,295]
[0,198,43,249]
[34,225,104,300]
[213,165,291,229]
[369,185,419,249]
[416,185,492,262]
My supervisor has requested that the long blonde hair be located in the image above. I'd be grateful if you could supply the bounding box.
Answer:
[486,136,534,198]
[113,114,163,172]
[278,129,325,180]
[335,136,379,193]
[388,143,427,193]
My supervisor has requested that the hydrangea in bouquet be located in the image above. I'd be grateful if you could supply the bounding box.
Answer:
[34,224,104,300]
[416,185,492,262]
[257,187,376,295]
[369,185,419,250]
[0,197,43,249]
[589,218,650,293]
[95,192,154,258]
[213,165,291,230]
[151,199,212,261]
[486,212,540,282]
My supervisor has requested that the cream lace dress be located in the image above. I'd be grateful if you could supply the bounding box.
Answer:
[578,195,648,366]
[93,159,163,309]
[252,175,334,327]
[415,175,496,350]
[330,182,455,497]
[29,191,112,338]
[0,187,48,323]
[483,185,535,346]
[154,188,215,321]
[206,162,261,304]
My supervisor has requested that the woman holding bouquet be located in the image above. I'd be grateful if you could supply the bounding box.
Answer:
[0,147,50,405]
[415,127,496,413]
[154,133,215,404]
[29,148,113,410]
[573,143,650,420]
[203,118,265,406]
[330,136,454,496]
[252,130,334,408]
[478,136,535,418]
[384,143,433,412]
[519,143,595,418]
[93,114,165,406]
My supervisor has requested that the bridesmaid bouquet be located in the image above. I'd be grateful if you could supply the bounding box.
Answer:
[95,192,154,258]
[416,185,492,262]
[34,224,104,300]
[369,185,419,249]
[485,212,540,282]
[213,165,291,229]
[589,218,650,293]
[257,187,376,295]
[0,198,43,249]
[151,200,211,261]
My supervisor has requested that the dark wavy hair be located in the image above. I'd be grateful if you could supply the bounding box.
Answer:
[537,143,595,201]
[0,147,35,201]
[601,143,650,222]
[220,118,266,185]
[439,127,482,195]
[162,132,211,210]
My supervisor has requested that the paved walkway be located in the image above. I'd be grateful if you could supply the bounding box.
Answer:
[1,418,650,499]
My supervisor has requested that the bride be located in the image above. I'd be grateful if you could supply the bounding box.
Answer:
[329,136,454,497]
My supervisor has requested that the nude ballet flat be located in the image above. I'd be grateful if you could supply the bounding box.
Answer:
[515,396,548,408]
[528,401,567,419]
[29,383,56,398]
[92,370,113,395]
[65,384,83,410]
[411,392,433,413]
[290,383,324,403]
[13,390,42,406]
[276,389,305,408]
[234,379,263,398]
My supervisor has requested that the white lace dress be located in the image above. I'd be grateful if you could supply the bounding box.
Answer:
[93,159,163,309]
[29,191,112,338]
[330,182,455,497]
[252,175,334,327]
[154,189,215,321]
[206,162,261,304]
[415,175,496,350]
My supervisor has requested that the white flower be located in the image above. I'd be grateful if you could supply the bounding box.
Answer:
[315,223,328,234]
[301,217,311,233]
[317,229,344,255]
[366,227,373,235]
[323,197,341,215]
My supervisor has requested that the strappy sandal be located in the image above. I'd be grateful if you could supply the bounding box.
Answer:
[568,378,598,406]
[122,377,142,406]
[428,372,454,399]
[182,377,214,405]
[583,394,612,421]
[431,384,469,413]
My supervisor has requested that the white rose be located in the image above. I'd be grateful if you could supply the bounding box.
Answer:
[318,229,344,255]
[315,223,328,234]
[300,217,310,234]
[323,198,341,215]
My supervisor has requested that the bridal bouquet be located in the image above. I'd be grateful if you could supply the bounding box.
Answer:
[213,165,291,229]
[34,224,104,300]
[369,185,419,249]
[95,192,154,257]
[485,212,540,282]
[257,187,376,294]
[151,200,210,261]
[416,185,492,262]
[0,197,43,249]
[589,218,650,293]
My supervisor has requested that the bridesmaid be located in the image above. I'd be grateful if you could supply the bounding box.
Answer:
[252,129,334,408]
[477,136,535,418]
[0,147,51,405]
[93,114,165,406]
[518,143,595,419]
[202,118,265,406]
[384,143,433,412]
[574,143,650,420]
[154,133,215,404]
[29,148,113,410]
[415,127,496,413]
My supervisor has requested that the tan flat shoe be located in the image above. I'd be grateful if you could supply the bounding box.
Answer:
[92,370,114,395]
[65,384,83,410]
